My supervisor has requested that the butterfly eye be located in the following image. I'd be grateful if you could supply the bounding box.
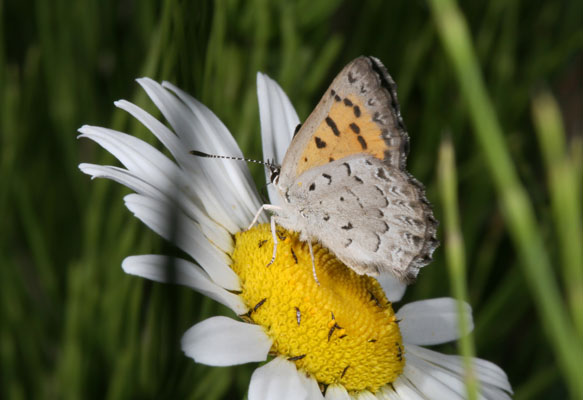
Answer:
[269,166,280,185]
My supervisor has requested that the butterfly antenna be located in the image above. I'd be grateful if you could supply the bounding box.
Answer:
[190,150,279,170]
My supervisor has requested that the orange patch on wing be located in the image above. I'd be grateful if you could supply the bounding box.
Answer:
[297,94,392,177]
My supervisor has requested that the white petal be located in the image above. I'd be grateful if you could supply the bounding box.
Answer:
[80,126,234,254]
[79,163,163,200]
[298,373,324,399]
[401,361,465,400]
[122,255,247,314]
[78,125,178,190]
[406,344,512,394]
[162,80,245,157]
[181,316,271,366]
[406,352,480,400]
[138,78,262,228]
[354,391,377,400]
[249,357,309,400]
[115,97,243,237]
[480,385,513,400]
[390,377,426,400]
[141,79,251,228]
[376,274,407,303]
[256,72,299,206]
[377,384,410,400]
[123,193,240,291]
[325,384,351,400]
[397,298,473,345]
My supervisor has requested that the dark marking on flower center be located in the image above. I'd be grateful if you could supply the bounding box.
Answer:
[341,365,350,379]
[368,290,381,308]
[328,323,341,341]
[253,298,267,312]
[288,354,306,361]
[291,248,298,264]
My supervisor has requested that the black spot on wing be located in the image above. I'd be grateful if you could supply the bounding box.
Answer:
[343,162,351,176]
[325,117,340,136]
[341,222,353,230]
[374,233,381,252]
[315,137,326,148]
[343,98,353,107]
[381,221,389,233]
[353,105,361,118]
[349,123,360,134]
[376,168,389,180]
[357,136,368,150]
[309,183,316,191]
[373,111,383,124]
[375,185,389,207]
[322,173,332,184]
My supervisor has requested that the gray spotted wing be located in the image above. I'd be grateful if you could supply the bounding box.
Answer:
[278,154,438,283]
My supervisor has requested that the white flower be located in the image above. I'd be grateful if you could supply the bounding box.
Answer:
[79,74,512,400]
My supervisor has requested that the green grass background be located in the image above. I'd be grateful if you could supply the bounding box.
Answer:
[1,0,581,399]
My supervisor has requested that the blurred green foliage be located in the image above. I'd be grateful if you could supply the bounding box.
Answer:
[1,0,581,399]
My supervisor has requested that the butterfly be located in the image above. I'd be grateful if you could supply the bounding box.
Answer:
[255,56,439,284]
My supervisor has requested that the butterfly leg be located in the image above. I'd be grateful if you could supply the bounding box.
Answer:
[266,216,278,267]
[248,204,282,231]
[308,241,321,286]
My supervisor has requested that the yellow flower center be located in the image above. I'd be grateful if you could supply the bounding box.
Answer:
[231,224,404,393]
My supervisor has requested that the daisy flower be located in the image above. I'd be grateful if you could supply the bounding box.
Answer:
[78,73,512,399]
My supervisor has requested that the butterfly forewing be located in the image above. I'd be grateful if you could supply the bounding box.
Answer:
[278,56,409,188]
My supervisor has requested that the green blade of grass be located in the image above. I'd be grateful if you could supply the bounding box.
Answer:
[438,137,479,400]
[532,92,583,338]
[428,0,583,397]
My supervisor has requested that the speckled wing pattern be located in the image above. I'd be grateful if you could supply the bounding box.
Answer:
[274,56,439,283]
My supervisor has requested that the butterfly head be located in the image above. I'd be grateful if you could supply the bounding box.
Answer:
[267,162,281,186]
